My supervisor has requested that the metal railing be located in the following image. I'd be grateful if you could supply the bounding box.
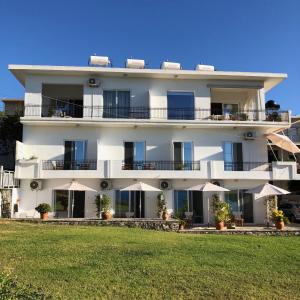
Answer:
[0,169,19,188]
[121,160,201,171]
[22,105,290,122]
[42,160,97,170]
[224,162,272,171]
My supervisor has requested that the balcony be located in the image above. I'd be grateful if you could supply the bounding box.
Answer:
[224,162,272,172]
[42,160,97,170]
[22,105,290,123]
[121,160,201,171]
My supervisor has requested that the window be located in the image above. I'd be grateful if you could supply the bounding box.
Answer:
[174,190,189,214]
[173,142,193,170]
[223,104,238,115]
[115,191,144,218]
[54,190,69,218]
[124,142,145,169]
[225,190,253,223]
[103,90,130,118]
[223,142,243,171]
[64,140,87,170]
[167,92,194,120]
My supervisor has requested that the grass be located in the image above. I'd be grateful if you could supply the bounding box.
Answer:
[0,222,299,300]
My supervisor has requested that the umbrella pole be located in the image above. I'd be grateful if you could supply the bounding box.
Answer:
[140,192,142,218]
[266,197,270,228]
[207,196,210,228]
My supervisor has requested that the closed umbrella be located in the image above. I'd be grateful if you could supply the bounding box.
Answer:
[246,183,290,227]
[121,182,161,218]
[53,180,96,218]
[187,182,230,227]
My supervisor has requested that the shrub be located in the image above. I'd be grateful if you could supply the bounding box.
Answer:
[101,194,111,213]
[35,203,51,214]
[212,194,231,223]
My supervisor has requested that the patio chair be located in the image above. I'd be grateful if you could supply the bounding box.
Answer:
[232,211,244,227]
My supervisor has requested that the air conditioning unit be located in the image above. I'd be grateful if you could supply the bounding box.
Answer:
[88,78,100,87]
[30,179,42,191]
[244,131,256,140]
[195,64,215,71]
[161,61,181,70]
[126,59,145,69]
[100,180,112,191]
[160,180,171,190]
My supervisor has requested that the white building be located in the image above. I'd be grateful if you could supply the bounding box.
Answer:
[8,60,300,224]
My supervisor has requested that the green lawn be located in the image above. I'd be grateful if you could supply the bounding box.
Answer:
[0,222,299,300]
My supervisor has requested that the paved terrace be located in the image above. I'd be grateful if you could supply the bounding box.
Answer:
[7,218,300,235]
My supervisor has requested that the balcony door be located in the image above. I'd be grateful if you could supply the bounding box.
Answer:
[223,142,243,171]
[115,191,145,218]
[103,90,130,118]
[124,142,145,169]
[167,92,194,120]
[64,140,87,170]
[173,142,193,170]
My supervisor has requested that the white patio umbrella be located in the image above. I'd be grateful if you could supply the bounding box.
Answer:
[53,180,96,218]
[187,182,230,227]
[246,183,290,227]
[266,133,300,154]
[121,182,161,218]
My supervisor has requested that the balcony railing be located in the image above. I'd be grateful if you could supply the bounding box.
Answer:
[121,160,201,171]
[23,105,290,122]
[42,160,97,170]
[224,162,272,171]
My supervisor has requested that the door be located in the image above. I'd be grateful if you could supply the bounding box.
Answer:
[124,142,145,169]
[191,191,203,223]
[132,191,145,218]
[64,141,86,170]
[211,103,223,115]
[223,142,243,171]
[72,191,85,218]
[103,90,130,118]
[173,142,193,170]
[240,190,254,223]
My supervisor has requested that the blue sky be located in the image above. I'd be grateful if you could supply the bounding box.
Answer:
[0,0,299,114]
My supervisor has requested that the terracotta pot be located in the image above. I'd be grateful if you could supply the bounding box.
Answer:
[276,221,284,230]
[162,211,169,221]
[216,221,225,230]
[179,224,185,230]
[101,211,112,220]
[40,212,48,220]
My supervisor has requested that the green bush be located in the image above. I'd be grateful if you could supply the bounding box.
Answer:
[35,203,51,214]
[0,272,51,299]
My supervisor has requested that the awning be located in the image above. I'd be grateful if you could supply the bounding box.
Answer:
[266,133,300,154]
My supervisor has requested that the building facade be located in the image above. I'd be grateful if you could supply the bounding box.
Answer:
[9,62,299,223]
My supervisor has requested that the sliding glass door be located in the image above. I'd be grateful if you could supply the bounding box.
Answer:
[115,191,145,218]
[64,140,87,170]
[124,141,145,169]
[103,90,130,118]
[173,142,193,170]
[167,92,194,120]
[223,142,243,171]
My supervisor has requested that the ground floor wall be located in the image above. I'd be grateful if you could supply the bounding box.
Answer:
[15,178,269,224]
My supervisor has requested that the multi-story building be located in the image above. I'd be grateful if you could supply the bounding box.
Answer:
[8,59,299,223]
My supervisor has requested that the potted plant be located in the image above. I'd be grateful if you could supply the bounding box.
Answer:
[272,209,288,230]
[35,203,51,220]
[157,193,167,219]
[212,194,230,230]
[178,219,187,230]
[100,194,112,220]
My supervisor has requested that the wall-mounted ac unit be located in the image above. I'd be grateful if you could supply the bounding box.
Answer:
[88,78,100,87]
[30,179,42,191]
[160,180,171,190]
[244,131,256,140]
[100,180,112,191]
[161,61,181,70]
[126,59,145,69]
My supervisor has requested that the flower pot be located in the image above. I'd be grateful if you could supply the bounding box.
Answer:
[276,221,284,230]
[40,212,48,220]
[215,221,224,230]
[101,211,112,220]
[162,211,169,221]
[179,224,185,230]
